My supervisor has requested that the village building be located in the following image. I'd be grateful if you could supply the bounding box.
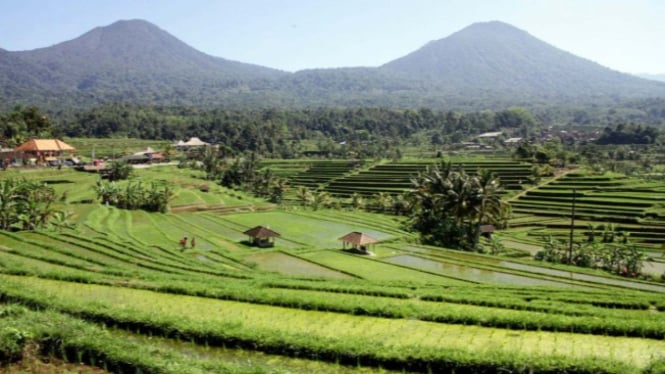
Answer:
[121,147,165,164]
[174,137,210,151]
[504,137,523,146]
[13,139,76,166]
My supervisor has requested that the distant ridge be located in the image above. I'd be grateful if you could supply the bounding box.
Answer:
[638,73,665,82]
[1,19,664,110]
[381,21,664,98]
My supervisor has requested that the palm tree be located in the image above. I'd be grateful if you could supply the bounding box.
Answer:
[295,186,313,207]
[409,162,509,251]
[350,193,365,210]
[269,177,289,204]
[374,192,394,213]
[391,193,411,216]
[469,170,507,249]
[201,146,222,180]
[311,191,332,211]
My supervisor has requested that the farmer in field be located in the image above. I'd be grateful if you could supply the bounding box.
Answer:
[190,237,196,249]
[179,236,187,251]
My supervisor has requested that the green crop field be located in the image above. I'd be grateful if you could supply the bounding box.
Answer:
[1,163,665,373]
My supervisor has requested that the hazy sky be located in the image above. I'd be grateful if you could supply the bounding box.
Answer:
[1,0,663,74]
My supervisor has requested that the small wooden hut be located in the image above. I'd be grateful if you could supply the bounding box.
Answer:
[479,224,495,238]
[243,226,281,248]
[338,231,378,253]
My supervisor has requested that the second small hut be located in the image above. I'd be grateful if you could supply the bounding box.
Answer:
[338,231,378,254]
[243,226,281,248]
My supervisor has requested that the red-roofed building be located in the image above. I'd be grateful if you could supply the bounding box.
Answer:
[14,139,76,165]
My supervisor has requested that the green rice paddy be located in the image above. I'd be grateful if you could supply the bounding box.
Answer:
[1,162,665,373]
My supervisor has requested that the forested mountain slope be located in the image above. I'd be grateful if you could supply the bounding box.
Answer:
[1,20,664,110]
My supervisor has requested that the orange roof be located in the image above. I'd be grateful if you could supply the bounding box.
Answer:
[15,139,75,152]
[338,232,378,246]
[243,226,281,238]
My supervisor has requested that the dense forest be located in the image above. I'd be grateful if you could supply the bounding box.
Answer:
[50,105,536,156]
[1,104,662,161]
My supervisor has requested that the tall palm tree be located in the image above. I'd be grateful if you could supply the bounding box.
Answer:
[269,177,288,204]
[409,162,509,251]
[295,186,313,207]
[311,191,332,211]
[374,192,394,212]
[350,193,365,210]
[469,169,508,249]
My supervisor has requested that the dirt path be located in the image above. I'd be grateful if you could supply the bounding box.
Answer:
[508,167,577,202]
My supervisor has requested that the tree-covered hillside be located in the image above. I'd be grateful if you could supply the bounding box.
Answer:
[1,20,664,111]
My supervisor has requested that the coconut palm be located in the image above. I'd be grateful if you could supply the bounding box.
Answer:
[469,169,507,249]
[295,186,313,207]
[409,162,509,251]
[311,191,332,211]
[391,193,411,216]
[269,177,288,204]
[374,192,394,212]
[350,192,365,210]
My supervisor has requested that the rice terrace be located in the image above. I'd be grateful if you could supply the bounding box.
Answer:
[1,149,665,374]
[3,7,665,374]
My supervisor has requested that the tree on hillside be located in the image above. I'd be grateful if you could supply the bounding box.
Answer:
[408,162,508,251]
[0,106,54,147]
[295,186,313,207]
[108,161,133,182]
[0,178,61,231]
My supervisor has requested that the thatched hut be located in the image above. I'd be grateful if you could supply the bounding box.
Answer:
[243,226,281,248]
[338,231,378,253]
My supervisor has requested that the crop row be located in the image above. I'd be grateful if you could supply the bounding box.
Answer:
[0,304,263,373]
[1,276,661,372]
[3,245,665,339]
[3,243,661,316]
[519,194,654,207]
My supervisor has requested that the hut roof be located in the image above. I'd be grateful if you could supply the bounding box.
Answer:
[479,224,495,233]
[184,137,209,146]
[15,139,75,152]
[477,131,503,138]
[243,226,281,238]
[133,146,155,155]
[121,154,149,161]
[338,232,378,246]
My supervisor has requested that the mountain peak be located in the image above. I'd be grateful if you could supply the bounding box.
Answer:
[462,20,523,31]
[1,20,663,109]
[381,20,664,97]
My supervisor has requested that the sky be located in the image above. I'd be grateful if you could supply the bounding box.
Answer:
[1,0,664,74]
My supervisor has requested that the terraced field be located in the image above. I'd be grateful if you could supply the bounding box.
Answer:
[325,160,533,197]
[509,172,665,245]
[2,165,665,373]
[263,158,533,200]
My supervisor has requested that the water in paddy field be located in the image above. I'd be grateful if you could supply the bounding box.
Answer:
[246,251,354,279]
[500,261,665,292]
[383,254,577,287]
